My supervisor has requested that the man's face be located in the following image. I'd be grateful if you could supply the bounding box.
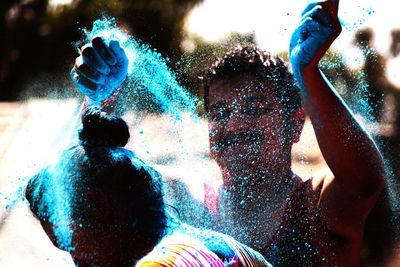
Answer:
[208,73,295,178]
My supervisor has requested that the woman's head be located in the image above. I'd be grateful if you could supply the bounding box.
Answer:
[25,107,167,265]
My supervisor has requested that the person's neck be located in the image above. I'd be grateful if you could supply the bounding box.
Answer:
[221,163,298,201]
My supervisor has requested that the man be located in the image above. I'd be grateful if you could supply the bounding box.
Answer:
[71,0,385,266]
[200,1,384,266]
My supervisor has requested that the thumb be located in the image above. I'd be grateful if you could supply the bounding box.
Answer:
[330,0,340,14]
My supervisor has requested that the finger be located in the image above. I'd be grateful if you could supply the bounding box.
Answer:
[301,5,331,27]
[321,1,341,32]
[302,18,324,34]
[92,36,117,65]
[301,0,322,17]
[298,17,322,42]
[302,0,339,19]
[294,17,326,49]
[71,68,99,92]
[109,40,127,61]
[81,45,110,75]
[74,56,105,84]
[75,63,106,84]
[322,0,339,21]
[330,0,339,13]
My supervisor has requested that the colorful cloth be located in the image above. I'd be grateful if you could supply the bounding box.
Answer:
[136,234,272,267]
[204,178,333,267]
[136,235,225,267]
[222,235,273,267]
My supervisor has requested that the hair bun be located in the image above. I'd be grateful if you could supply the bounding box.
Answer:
[79,106,130,147]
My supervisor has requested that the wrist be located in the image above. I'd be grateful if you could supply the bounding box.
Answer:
[291,63,306,88]
[83,88,120,114]
[100,88,120,113]
[291,63,320,93]
[302,63,320,76]
[84,97,101,107]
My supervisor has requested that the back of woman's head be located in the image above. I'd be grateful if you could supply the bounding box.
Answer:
[25,107,166,259]
[78,106,130,147]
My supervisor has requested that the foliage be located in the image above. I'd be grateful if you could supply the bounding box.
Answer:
[175,32,256,114]
[0,0,203,100]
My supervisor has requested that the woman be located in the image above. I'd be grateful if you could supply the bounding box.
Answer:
[25,106,271,267]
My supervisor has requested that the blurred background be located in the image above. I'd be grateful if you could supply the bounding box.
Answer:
[1,0,400,266]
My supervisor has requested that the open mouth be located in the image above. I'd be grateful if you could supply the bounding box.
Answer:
[217,131,265,150]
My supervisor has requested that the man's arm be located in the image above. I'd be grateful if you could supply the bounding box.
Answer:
[289,0,385,238]
[71,36,128,113]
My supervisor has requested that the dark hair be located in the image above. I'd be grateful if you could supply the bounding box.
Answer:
[203,44,301,116]
[354,28,373,47]
[25,107,167,257]
[390,29,400,57]
[79,106,130,147]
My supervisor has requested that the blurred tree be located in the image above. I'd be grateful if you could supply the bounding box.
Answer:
[176,36,359,115]
[175,32,256,114]
[0,0,204,100]
[319,50,361,109]
[119,0,203,59]
[1,0,55,100]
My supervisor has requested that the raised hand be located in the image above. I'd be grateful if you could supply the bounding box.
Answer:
[289,0,341,86]
[71,37,128,103]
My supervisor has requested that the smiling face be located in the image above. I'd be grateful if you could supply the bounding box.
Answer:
[208,73,303,184]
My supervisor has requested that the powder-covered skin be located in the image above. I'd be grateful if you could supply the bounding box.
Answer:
[16,17,206,253]
[74,17,201,120]
[1,5,398,263]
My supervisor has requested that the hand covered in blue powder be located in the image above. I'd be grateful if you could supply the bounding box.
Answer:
[71,37,128,102]
[289,0,341,87]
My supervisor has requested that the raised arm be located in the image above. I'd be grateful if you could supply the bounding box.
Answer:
[71,36,128,113]
[289,0,385,236]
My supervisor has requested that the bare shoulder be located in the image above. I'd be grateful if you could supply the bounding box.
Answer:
[306,168,369,242]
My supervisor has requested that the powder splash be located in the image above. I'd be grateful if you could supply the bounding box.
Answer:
[16,17,206,251]
[79,17,201,121]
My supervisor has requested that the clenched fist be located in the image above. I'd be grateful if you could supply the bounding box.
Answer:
[289,0,341,88]
[71,36,128,102]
